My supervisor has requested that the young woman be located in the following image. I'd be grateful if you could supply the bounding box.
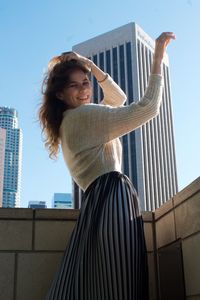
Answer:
[39,32,175,300]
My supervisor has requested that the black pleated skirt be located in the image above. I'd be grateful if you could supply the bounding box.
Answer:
[45,171,149,300]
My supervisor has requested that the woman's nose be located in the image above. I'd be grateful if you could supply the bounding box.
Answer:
[79,84,87,91]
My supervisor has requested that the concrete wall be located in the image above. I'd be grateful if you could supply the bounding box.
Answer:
[0,177,199,300]
[154,177,200,299]
[0,209,79,300]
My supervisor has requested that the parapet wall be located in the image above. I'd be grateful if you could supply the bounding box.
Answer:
[154,177,200,299]
[0,177,199,300]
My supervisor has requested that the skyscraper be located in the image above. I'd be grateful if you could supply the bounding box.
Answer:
[53,193,73,209]
[0,107,23,207]
[72,22,178,211]
[28,201,47,208]
[0,128,6,207]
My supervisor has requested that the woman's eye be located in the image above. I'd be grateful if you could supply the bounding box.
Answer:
[67,81,90,89]
[69,84,78,88]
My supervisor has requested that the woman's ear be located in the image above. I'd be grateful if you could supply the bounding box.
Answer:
[56,92,64,101]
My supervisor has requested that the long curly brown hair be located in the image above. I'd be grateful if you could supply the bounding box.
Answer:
[38,55,90,159]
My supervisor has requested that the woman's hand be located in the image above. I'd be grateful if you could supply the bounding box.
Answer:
[151,32,176,74]
[61,51,93,71]
[154,32,176,61]
[61,51,108,82]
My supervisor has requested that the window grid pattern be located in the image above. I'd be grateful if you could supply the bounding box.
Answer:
[137,39,178,210]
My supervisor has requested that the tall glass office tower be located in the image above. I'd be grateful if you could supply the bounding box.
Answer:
[53,193,73,209]
[72,22,178,211]
[0,128,6,207]
[0,107,23,207]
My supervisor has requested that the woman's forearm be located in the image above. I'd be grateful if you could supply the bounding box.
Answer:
[90,62,107,82]
[151,58,162,75]
[90,61,127,106]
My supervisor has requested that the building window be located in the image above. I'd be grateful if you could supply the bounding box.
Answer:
[126,42,133,102]
[99,52,104,99]
[92,54,98,103]
[112,47,118,83]
[119,45,125,92]
[106,50,111,75]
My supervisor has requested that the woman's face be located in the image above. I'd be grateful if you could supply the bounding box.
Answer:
[58,69,92,108]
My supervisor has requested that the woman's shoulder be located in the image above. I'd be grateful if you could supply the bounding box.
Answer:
[63,103,111,118]
[60,103,113,133]
[60,103,112,139]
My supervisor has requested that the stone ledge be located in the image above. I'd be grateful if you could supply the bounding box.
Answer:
[0,208,33,219]
[154,198,173,221]
[0,208,80,220]
[35,208,80,220]
[141,211,154,222]
[173,177,200,208]
[0,208,155,223]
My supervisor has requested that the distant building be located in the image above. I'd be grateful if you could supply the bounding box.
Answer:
[73,22,178,211]
[0,128,6,207]
[53,193,73,208]
[28,201,47,208]
[0,107,23,207]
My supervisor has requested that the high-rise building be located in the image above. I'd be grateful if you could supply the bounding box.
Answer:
[28,201,47,208]
[53,193,73,209]
[0,107,23,207]
[72,22,178,211]
[0,128,6,207]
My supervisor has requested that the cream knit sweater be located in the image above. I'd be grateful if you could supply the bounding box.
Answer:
[59,74,163,191]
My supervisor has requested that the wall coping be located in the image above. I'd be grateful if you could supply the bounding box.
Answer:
[0,177,199,222]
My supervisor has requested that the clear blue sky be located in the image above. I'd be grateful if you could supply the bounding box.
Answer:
[0,0,199,208]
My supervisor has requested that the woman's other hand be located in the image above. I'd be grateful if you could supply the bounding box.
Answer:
[152,32,176,74]
[154,32,176,62]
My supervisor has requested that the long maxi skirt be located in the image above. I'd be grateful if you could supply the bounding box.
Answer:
[45,171,149,300]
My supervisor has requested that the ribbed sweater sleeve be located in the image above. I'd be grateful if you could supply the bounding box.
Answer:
[61,74,163,151]
[99,74,127,106]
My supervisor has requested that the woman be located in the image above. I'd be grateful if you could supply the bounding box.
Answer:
[39,32,175,300]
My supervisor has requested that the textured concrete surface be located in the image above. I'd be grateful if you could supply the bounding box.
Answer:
[155,211,176,248]
[182,232,200,296]
[16,252,63,300]
[0,220,32,250]
[0,253,15,300]
[34,220,76,250]
[175,192,200,239]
